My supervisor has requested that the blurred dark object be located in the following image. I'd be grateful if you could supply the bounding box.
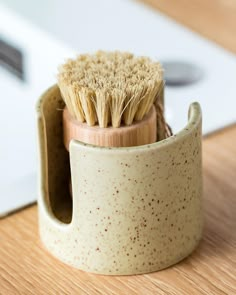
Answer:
[0,38,24,80]
[162,60,203,86]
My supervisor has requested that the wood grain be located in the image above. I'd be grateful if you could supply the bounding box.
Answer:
[62,106,157,149]
[140,0,236,54]
[1,1,236,294]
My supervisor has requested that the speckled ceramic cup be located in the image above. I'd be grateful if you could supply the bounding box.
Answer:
[37,85,203,275]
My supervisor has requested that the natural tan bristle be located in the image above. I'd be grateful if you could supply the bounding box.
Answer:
[57,51,163,128]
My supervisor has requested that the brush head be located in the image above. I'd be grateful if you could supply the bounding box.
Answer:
[57,51,163,128]
[63,105,157,149]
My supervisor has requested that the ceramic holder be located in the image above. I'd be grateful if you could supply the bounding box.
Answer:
[37,85,203,275]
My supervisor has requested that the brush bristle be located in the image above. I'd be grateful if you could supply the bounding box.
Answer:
[57,51,163,128]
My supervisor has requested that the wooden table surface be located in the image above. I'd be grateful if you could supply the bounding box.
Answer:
[1,1,236,294]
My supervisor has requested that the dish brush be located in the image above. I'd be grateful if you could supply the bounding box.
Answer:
[57,51,171,149]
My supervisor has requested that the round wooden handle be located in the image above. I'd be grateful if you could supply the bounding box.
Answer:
[63,106,157,150]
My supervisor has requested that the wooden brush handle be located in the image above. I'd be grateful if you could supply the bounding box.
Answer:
[63,106,157,150]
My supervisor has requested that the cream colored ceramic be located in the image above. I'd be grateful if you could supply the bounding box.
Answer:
[37,85,203,275]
